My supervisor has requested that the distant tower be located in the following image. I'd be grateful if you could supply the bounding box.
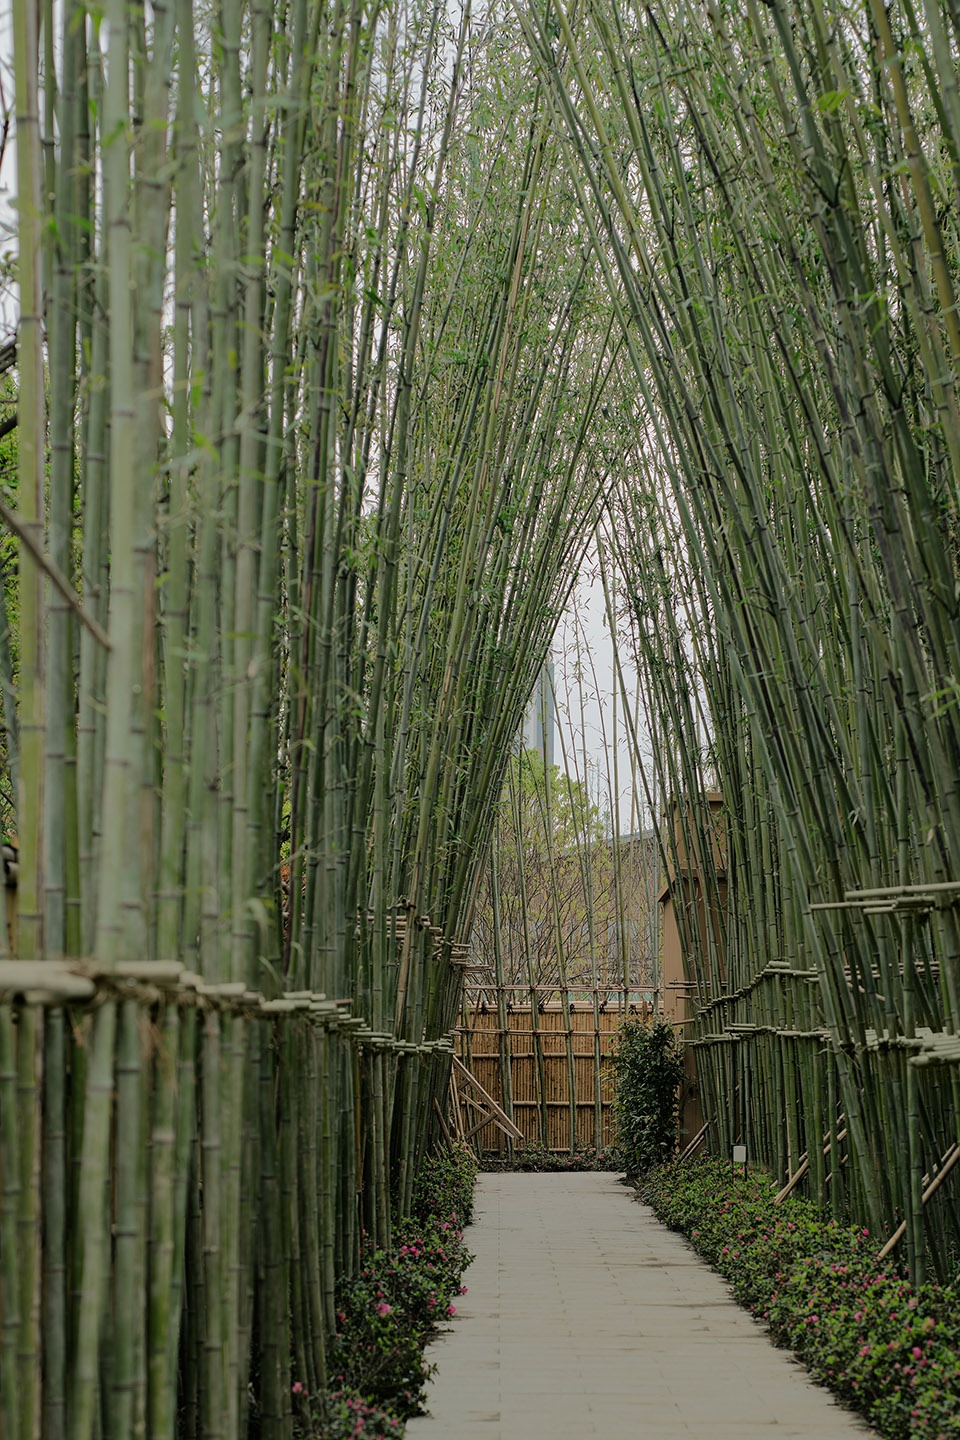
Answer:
[521,660,555,768]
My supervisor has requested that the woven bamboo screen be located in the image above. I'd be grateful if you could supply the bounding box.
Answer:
[457,994,652,1153]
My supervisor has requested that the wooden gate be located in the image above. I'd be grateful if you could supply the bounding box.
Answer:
[456,991,652,1154]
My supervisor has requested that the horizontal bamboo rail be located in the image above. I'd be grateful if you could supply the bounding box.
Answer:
[0,961,454,1054]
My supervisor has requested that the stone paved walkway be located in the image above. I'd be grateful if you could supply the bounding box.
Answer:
[406,1172,875,1440]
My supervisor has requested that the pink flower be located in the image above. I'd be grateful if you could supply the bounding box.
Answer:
[446,1304,456,1316]
[291,1381,305,1396]
[376,1301,393,1317]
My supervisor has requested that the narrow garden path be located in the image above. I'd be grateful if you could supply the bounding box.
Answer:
[406,1173,876,1440]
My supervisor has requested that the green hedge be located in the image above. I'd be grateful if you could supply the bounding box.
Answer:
[479,1142,615,1172]
[641,1159,960,1440]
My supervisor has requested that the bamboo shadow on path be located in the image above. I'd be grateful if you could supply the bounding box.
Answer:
[405,1172,876,1440]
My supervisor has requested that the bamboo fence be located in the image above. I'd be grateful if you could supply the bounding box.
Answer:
[457,991,651,1153]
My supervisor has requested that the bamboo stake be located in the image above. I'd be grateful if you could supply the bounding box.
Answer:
[878,1144,960,1261]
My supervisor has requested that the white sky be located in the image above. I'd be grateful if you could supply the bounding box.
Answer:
[552,554,654,839]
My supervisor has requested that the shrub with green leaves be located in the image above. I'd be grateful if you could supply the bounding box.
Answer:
[480,1142,615,1172]
[642,1159,960,1439]
[610,1019,684,1177]
[295,1145,477,1437]
[326,1218,472,1418]
[410,1141,478,1228]
[327,1287,431,1421]
[299,1390,403,1440]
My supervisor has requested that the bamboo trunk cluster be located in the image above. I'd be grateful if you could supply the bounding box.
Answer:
[523,0,960,1281]
[2,1,616,1433]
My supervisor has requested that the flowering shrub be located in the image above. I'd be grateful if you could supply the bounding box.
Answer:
[480,1141,615,1172]
[328,1217,472,1416]
[326,1278,432,1420]
[641,1159,960,1439]
[303,1389,403,1439]
[296,1143,476,1437]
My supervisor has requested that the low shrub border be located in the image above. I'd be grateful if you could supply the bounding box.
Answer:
[294,1143,478,1438]
[640,1158,960,1440]
[479,1141,615,1172]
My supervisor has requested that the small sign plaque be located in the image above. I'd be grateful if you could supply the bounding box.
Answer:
[732,1144,747,1167]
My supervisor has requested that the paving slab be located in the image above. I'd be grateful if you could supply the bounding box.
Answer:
[406,1172,876,1440]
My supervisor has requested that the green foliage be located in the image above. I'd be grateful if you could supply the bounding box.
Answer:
[301,1390,402,1440]
[410,1141,478,1229]
[610,1019,684,1177]
[327,1281,431,1420]
[296,1145,477,1436]
[642,1160,960,1440]
[472,744,656,993]
[480,1141,615,1172]
[326,1219,472,1416]
[504,750,606,854]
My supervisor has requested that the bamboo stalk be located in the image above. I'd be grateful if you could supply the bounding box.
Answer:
[13,0,46,976]
[70,1002,117,1440]
[0,1006,20,1437]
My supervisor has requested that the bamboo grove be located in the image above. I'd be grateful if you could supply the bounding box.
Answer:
[2,1,618,1433]
[520,0,960,1285]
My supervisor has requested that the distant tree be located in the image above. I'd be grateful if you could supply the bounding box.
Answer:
[470,748,658,996]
